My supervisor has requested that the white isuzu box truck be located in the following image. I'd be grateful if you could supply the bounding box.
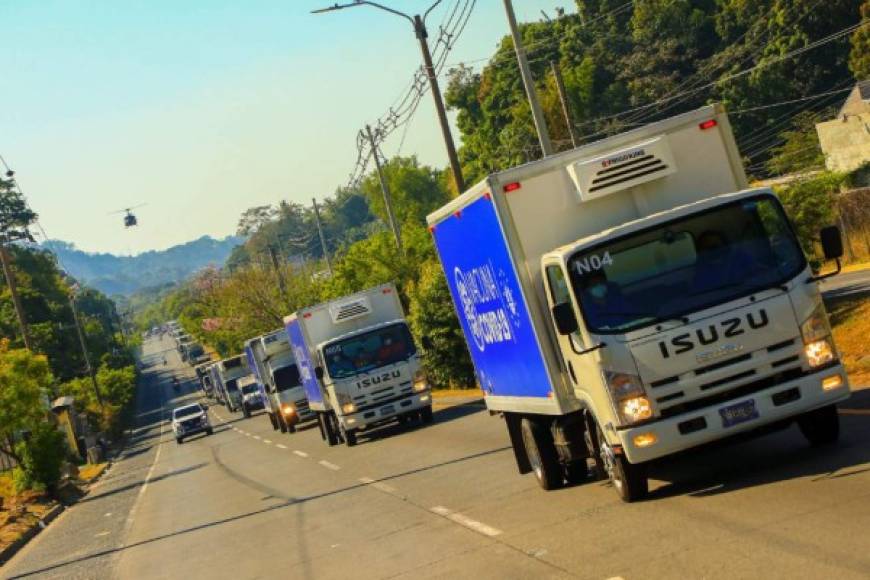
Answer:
[284,282,433,447]
[244,330,315,433]
[427,104,851,501]
[210,355,250,413]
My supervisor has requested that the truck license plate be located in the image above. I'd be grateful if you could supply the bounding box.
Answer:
[719,399,759,428]
[380,405,395,417]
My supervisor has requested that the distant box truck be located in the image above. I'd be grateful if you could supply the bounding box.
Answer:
[210,355,249,413]
[427,104,850,501]
[284,282,432,447]
[244,329,315,433]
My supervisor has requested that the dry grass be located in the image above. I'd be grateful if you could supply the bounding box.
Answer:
[0,472,54,551]
[828,295,870,386]
[78,463,108,483]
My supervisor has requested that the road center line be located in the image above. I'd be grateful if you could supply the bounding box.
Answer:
[276,444,287,449]
[430,506,502,537]
[359,476,397,494]
[263,439,272,444]
[319,460,340,471]
[253,435,261,440]
[293,450,309,458]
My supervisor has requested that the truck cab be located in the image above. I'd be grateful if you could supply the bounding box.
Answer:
[212,355,249,413]
[285,283,432,447]
[428,104,850,501]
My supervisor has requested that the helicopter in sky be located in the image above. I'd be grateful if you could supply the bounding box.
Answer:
[111,204,146,228]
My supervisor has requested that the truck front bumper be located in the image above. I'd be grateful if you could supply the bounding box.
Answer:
[619,365,851,464]
[343,391,431,429]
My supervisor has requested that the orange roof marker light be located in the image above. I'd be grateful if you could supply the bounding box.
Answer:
[503,182,522,192]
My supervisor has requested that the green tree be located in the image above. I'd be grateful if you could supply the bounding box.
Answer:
[359,156,450,226]
[775,172,844,263]
[764,111,827,175]
[849,1,870,79]
[0,177,37,244]
[0,341,53,463]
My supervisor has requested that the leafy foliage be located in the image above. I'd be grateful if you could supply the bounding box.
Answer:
[0,177,37,243]
[13,422,66,493]
[0,340,54,464]
[763,111,828,175]
[848,1,870,79]
[775,171,845,264]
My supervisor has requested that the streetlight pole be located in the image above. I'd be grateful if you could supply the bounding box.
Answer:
[365,125,403,254]
[312,0,466,192]
[68,287,103,409]
[503,0,553,157]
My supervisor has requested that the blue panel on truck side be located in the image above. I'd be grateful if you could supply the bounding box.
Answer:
[285,318,323,405]
[432,194,554,398]
[244,345,267,401]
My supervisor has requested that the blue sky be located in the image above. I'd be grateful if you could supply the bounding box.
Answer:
[1,1,570,254]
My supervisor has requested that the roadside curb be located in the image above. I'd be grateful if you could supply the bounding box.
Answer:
[0,503,64,566]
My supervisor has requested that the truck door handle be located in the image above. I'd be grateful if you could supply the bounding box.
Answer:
[567,361,577,384]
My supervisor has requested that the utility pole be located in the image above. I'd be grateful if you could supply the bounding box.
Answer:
[69,289,103,409]
[311,198,334,276]
[312,1,466,192]
[267,245,289,296]
[365,125,403,254]
[503,0,553,157]
[550,61,579,148]
[0,245,32,350]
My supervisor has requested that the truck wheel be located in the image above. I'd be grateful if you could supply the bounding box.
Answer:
[330,413,344,445]
[176,437,183,444]
[343,427,357,447]
[278,414,289,433]
[564,461,589,485]
[520,418,563,490]
[597,423,647,502]
[798,404,840,445]
[207,427,214,436]
[243,406,251,419]
[322,413,339,447]
[420,406,434,425]
[268,413,278,430]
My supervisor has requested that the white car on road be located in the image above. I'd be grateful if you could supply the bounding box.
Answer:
[172,403,213,443]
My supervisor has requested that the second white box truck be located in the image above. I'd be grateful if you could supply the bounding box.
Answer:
[284,282,432,447]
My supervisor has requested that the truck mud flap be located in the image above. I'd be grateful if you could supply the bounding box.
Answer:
[504,413,532,474]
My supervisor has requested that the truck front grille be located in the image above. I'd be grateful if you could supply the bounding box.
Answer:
[649,337,805,419]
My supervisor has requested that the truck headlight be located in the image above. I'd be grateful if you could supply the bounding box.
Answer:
[413,370,429,393]
[342,403,356,414]
[800,303,837,367]
[605,371,653,425]
[281,404,296,416]
[805,338,835,368]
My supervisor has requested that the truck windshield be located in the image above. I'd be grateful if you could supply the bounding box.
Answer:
[189,344,204,357]
[225,378,240,393]
[567,195,805,333]
[323,323,417,380]
[273,365,301,392]
[241,383,258,395]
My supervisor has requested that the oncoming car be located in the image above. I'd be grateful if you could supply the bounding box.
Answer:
[171,403,213,443]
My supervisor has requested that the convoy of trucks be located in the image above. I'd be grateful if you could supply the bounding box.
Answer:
[165,104,851,504]
[285,283,432,447]
[426,104,851,501]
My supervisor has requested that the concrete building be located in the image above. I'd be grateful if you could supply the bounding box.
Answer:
[816,81,870,173]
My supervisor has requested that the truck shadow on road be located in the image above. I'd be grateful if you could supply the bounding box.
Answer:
[647,394,870,500]
[347,399,487,447]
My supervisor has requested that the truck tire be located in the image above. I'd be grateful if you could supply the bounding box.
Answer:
[278,414,289,434]
[520,418,564,490]
[288,423,296,434]
[564,461,589,485]
[343,427,357,447]
[420,406,434,425]
[243,405,251,419]
[207,427,214,436]
[176,437,183,444]
[322,413,339,447]
[596,423,647,502]
[268,413,278,430]
[798,404,840,445]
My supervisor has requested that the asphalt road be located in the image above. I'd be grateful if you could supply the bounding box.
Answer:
[820,268,870,300]
[4,335,870,579]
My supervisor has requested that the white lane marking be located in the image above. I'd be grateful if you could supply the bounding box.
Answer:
[124,393,165,529]
[359,477,397,494]
[245,433,251,437]
[104,512,113,517]
[263,439,272,445]
[605,577,626,580]
[95,531,110,537]
[253,435,261,440]
[319,460,340,471]
[430,506,502,537]
[293,450,308,458]
[276,444,287,449]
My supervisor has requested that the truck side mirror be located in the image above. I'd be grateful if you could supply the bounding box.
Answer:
[421,335,433,350]
[551,303,578,335]
[820,225,843,260]
[314,366,324,380]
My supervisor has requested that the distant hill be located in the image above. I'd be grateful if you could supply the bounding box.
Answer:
[43,236,243,296]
